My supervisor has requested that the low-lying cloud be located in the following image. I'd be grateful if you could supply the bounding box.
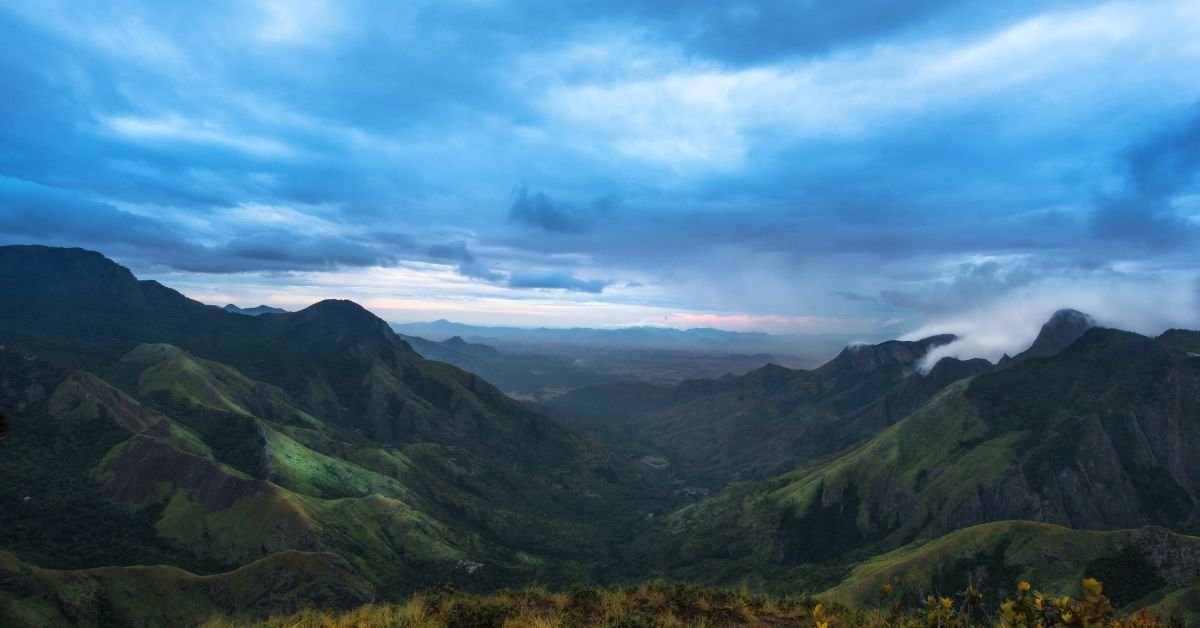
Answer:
[902,275,1200,371]
[508,270,610,293]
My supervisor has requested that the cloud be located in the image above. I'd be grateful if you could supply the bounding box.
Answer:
[831,290,877,303]
[0,175,507,278]
[508,271,610,293]
[508,187,611,233]
[900,268,1200,370]
[1091,106,1200,247]
[178,232,396,272]
[1,0,1199,337]
[0,176,193,254]
[880,258,1045,313]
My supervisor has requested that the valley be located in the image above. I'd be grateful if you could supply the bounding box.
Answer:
[1,246,1198,625]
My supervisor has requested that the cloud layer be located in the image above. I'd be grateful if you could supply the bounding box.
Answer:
[0,0,1198,340]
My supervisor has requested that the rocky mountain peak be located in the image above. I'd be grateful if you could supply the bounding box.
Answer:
[1017,308,1096,361]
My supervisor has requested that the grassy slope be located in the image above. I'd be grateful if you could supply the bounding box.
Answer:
[0,247,674,595]
[824,521,1200,610]
[1,337,669,599]
[113,342,671,590]
[635,329,1200,605]
[0,550,374,627]
[93,346,486,587]
[542,336,986,486]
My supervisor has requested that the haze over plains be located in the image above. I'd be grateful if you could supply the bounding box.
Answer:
[1,0,1198,359]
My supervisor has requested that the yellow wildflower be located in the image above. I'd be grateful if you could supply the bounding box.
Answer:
[1018,581,1032,592]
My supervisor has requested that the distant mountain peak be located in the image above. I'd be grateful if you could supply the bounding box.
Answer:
[1016,308,1096,361]
[223,304,288,316]
[303,298,369,314]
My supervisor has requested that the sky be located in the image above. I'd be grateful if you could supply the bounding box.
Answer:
[1,0,1199,359]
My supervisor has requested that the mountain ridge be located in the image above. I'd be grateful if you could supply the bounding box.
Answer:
[0,245,674,601]
[2,245,1198,623]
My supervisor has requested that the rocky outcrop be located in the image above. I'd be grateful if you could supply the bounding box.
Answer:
[828,335,958,374]
[1013,309,1095,362]
[1132,526,1200,587]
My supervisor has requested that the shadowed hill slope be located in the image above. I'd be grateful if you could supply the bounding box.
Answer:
[542,333,994,485]
[0,550,374,626]
[0,245,673,599]
[635,327,1200,585]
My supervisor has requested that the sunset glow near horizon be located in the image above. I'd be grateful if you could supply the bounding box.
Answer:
[2,1,1199,354]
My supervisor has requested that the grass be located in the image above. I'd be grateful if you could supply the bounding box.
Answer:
[199,579,1182,628]
[0,550,375,627]
[203,583,829,628]
[259,423,419,501]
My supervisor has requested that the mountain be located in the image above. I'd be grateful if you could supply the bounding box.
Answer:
[222,304,288,316]
[395,332,617,397]
[635,323,1200,586]
[1011,308,1096,362]
[0,245,672,607]
[541,334,993,485]
[390,319,843,360]
[3,246,1198,624]
[398,331,804,399]
[391,319,776,348]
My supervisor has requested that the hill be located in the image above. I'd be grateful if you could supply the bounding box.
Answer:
[634,326,1200,586]
[0,550,373,626]
[824,522,1200,612]
[390,319,793,352]
[542,335,994,485]
[222,304,289,316]
[3,245,1199,624]
[0,245,673,601]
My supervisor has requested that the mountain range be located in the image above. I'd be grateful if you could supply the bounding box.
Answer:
[222,304,289,316]
[1,245,1197,625]
[390,319,846,364]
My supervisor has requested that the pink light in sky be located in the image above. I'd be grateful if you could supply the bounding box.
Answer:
[652,313,869,333]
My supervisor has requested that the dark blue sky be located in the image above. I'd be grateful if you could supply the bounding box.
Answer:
[1,0,1198,357]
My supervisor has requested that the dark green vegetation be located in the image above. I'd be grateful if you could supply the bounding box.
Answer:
[0,245,674,620]
[395,333,624,399]
[0,550,374,627]
[541,335,993,485]
[2,245,1199,625]
[629,327,1200,591]
[398,331,808,401]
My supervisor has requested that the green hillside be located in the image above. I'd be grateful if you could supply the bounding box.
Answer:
[0,550,374,626]
[3,245,1199,625]
[0,246,675,601]
[824,522,1200,611]
[636,327,1200,586]
[543,336,993,485]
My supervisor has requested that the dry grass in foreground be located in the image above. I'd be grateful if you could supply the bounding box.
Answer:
[203,579,1176,628]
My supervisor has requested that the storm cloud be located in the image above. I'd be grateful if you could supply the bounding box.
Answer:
[0,0,1197,334]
